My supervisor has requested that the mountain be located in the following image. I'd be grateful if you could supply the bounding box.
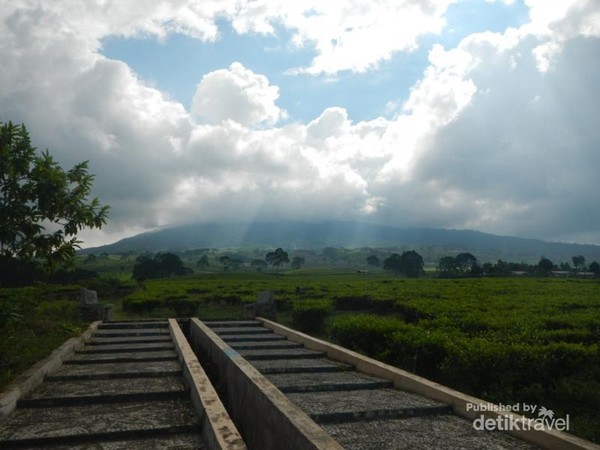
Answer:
[81,221,600,264]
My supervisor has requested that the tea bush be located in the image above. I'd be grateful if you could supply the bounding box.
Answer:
[291,299,332,333]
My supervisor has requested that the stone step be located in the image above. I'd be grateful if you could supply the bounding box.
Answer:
[287,389,452,424]
[211,327,273,335]
[267,371,394,393]
[204,320,261,328]
[0,399,200,448]
[93,329,171,338]
[33,433,208,450]
[47,360,182,381]
[97,322,168,330]
[220,334,286,343]
[76,342,174,354]
[22,376,186,402]
[87,336,173,346]
[252,358,353,374]
[66,350,178,364]
[18,389,188,408]
[229,341,303,351]
[237,348,326,361]
[323,415,538,450]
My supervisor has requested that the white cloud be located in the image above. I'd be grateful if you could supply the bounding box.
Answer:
[1,0,599,247]
[231,0,459,75]
[191,62,284,126]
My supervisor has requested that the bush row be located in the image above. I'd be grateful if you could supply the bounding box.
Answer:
[331,314,600,401]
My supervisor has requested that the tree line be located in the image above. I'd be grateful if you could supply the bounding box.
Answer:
[365,251,600,278]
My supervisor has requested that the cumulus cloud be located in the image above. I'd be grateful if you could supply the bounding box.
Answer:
[191,62,284,126]
[1,0,599,247]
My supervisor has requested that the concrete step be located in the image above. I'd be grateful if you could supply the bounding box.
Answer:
[66,350,178,364]
[22,376,186,402]
[237,348,326,360]
[97,322,168,330]
[47,360,182,381]
[267,371,394,393]
[76,342,174,354]
[287,388,452,424]
[204,320,261,328]
[211,327,273,335]
[93,329,171,338]
[323,414,538,450]
[87,336,173,346]
[0,399,200,448]
[252,358,354,374]
[27,433,208,449]
[220,334,287,342]
[229,341,303,351]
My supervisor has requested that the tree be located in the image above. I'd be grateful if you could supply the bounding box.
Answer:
[366,255,380,267]
[132,255,160,281]
[437,256,457,277]
[291,256,305,269]
[455,252,477,273]
[590,261,600,275]
[400,250,424,278]
[383,253,402,275]
[251,259,267,271]
[196,255,210,269]
[230,258,244,270]
[572,255,586,272]
[83,254,97,264]
[383,251,424,277]
[537,257,554,276]
[265,248,289,273]
[155,252,185,276]
[132,253,186,281]
[219,255,232,271]
[0,121,109,277]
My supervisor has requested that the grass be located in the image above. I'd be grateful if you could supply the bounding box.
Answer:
[2,267,599,442]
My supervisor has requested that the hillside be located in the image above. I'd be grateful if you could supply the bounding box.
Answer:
[81,221,600,264]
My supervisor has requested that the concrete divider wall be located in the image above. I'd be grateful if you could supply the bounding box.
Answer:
[168,319,246,450]
[257,318,600,450]
[188,318,342,450]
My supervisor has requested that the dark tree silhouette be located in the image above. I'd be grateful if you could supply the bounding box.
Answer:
[266,248,289,273]
[367,255,380,267]
[0,121,108,281]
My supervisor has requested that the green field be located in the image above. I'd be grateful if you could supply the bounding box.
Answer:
[1,268,599,442]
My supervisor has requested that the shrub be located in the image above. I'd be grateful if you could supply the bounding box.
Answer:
[292,299,332,333]
[166,298,198,317]
[333,295,373,310]
[122,297,162,313]
[331,315,407,357]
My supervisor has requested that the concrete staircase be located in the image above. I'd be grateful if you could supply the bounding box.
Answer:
[203,319,538,450]
[2,318,597,449]
[0,321,210,449]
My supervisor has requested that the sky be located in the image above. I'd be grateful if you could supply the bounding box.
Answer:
[1,0,599,247]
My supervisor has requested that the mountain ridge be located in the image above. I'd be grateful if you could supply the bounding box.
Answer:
[81,221,600,264]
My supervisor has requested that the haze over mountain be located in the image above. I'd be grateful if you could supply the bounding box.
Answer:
[82,221,600,265]
[3,2,599,250]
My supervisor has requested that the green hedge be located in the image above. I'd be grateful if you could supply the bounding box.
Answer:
[292,299,332,333]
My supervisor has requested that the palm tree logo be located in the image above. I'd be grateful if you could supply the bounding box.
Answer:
[538,406,555,425]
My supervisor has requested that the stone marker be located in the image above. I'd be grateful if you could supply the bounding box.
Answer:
[79,288,111,321]
[79,288,98,306]
[244,290,276,319]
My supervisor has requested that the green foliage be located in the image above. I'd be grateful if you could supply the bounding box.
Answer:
[0,121,109,280]
[291,256,305,269]
[0,284,87,389]
[291,299,332,333]
[383,250,424,277]
[132,253,188,281]
[266,248,289,272]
